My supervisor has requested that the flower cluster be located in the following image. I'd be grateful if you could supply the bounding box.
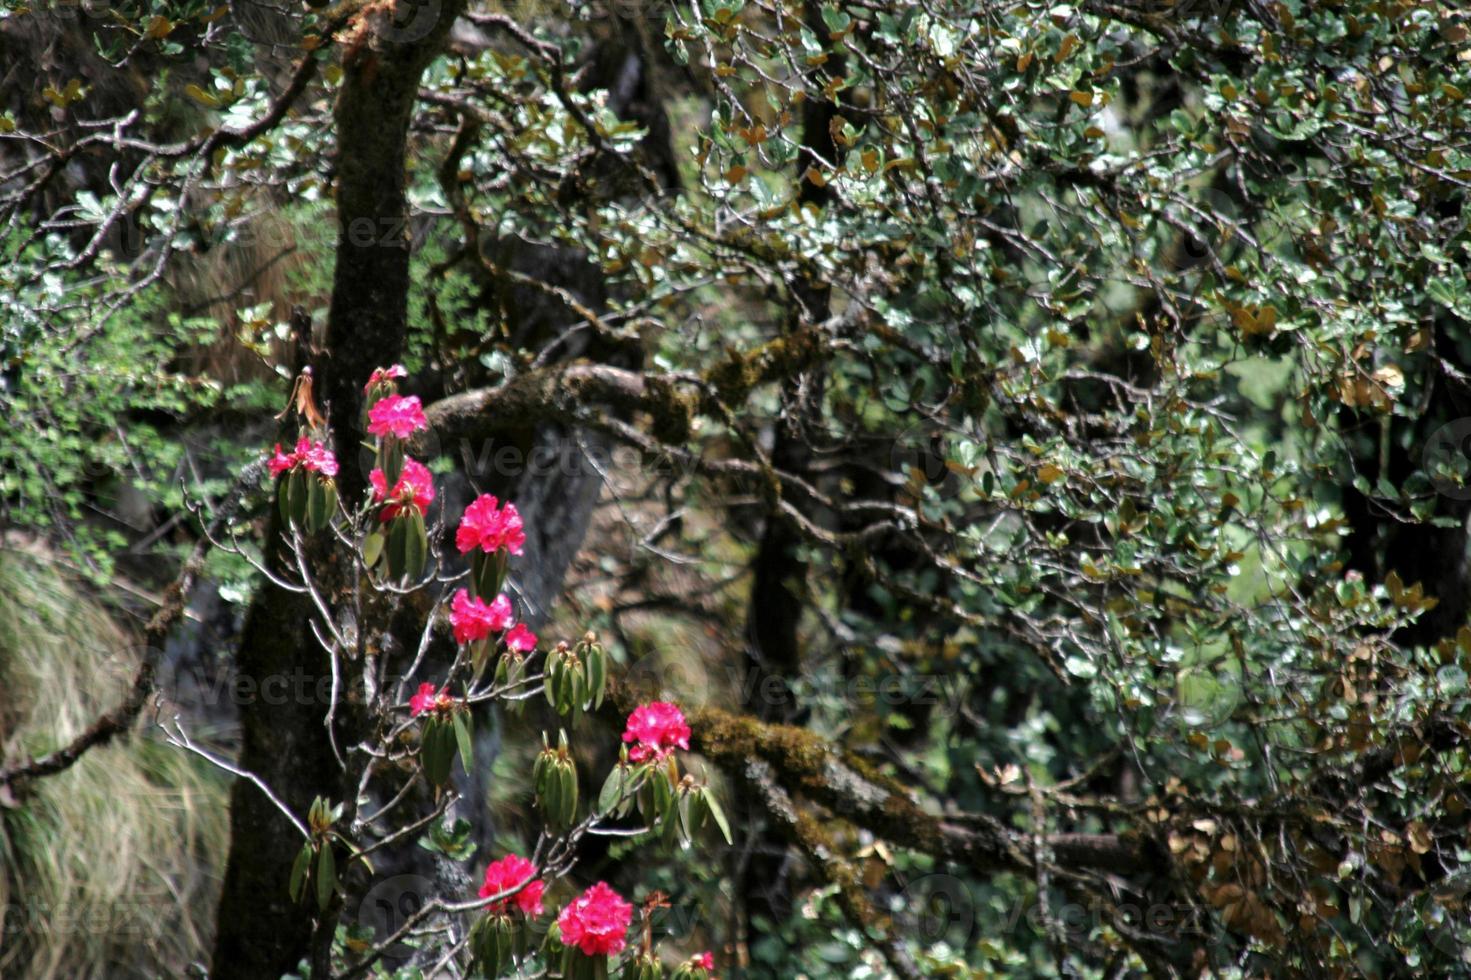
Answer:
[370,458,436,521]
[448,589,539,650]
[622,702,692,763]
[479,854,544,917]
[556,881,633,957]
[366,394,428,440]
[267,437,339,478]
[506,622,537,653]
[364,364,406,393]
[456,494,526,556]
[409,683,455,717]
[450,589,513,643]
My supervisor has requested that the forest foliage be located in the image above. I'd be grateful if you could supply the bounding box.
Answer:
[3,0,1471,977]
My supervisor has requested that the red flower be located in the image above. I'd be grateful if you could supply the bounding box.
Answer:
[478,854,544,917]
[455,494,526,556]
[266,437,339,478]
[505,622,537,653]
[297,438,339,477]
[693,951,715,972]
[364,364,407,393]
[556,882,632,957]
[367,394,428,439]
[370,458,435,521]
[450,589,514,644]
[410,682,452,716]
[621,702,691,764]
[267,443,294,478]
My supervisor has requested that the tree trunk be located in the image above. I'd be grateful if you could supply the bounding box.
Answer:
[210,5,465,976]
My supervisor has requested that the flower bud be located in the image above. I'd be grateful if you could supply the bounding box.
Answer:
[534,737,579,830]
[623,953,665,980]
[471,547,510,601]
[384,508,428,582]
[469,911,518,978]
[420,715,458,787]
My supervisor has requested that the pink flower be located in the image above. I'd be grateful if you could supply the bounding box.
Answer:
[505,623,537,653]
[410,682,452,716]
[622,702,691,764]
[267,443,294,478]
[296,438,339,477]
[479,854,544,917]
[556,882,632,957]
[455,494,526,556]
[370,458,436,521]
[367,394,428,439]
[450,589,514,644]
[694,952,715,972]
[266,438,339,478]
[364,364,407,393]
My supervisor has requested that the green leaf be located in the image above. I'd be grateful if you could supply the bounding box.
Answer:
[288,842,312,903]
[596,765,626,816]
[315,842,336,912]
[704,787,733,845]
[452,711,474,773]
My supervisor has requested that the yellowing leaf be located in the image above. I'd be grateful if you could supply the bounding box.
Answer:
[1371,364,1405,390]
[184,83,219,108]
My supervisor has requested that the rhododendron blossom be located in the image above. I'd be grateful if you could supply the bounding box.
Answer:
[455,494,526,556]
[364,364,407,393]
[410,682,453,716]
[266,437,339,478]
[694,952,715,972]
[366,394,428,439]
[478,854,544,917]
[622,701,691,763]
[370,458,435,521]
[505,622,537,653]
[450,589,513,644]
[556,881,632,957]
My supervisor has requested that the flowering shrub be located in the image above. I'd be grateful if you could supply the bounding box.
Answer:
[263,367,726,977]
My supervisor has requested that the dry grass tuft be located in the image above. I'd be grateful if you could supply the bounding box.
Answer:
[0,546,230,980]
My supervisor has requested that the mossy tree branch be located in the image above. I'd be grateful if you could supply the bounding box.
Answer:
[684,703,1161,878]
